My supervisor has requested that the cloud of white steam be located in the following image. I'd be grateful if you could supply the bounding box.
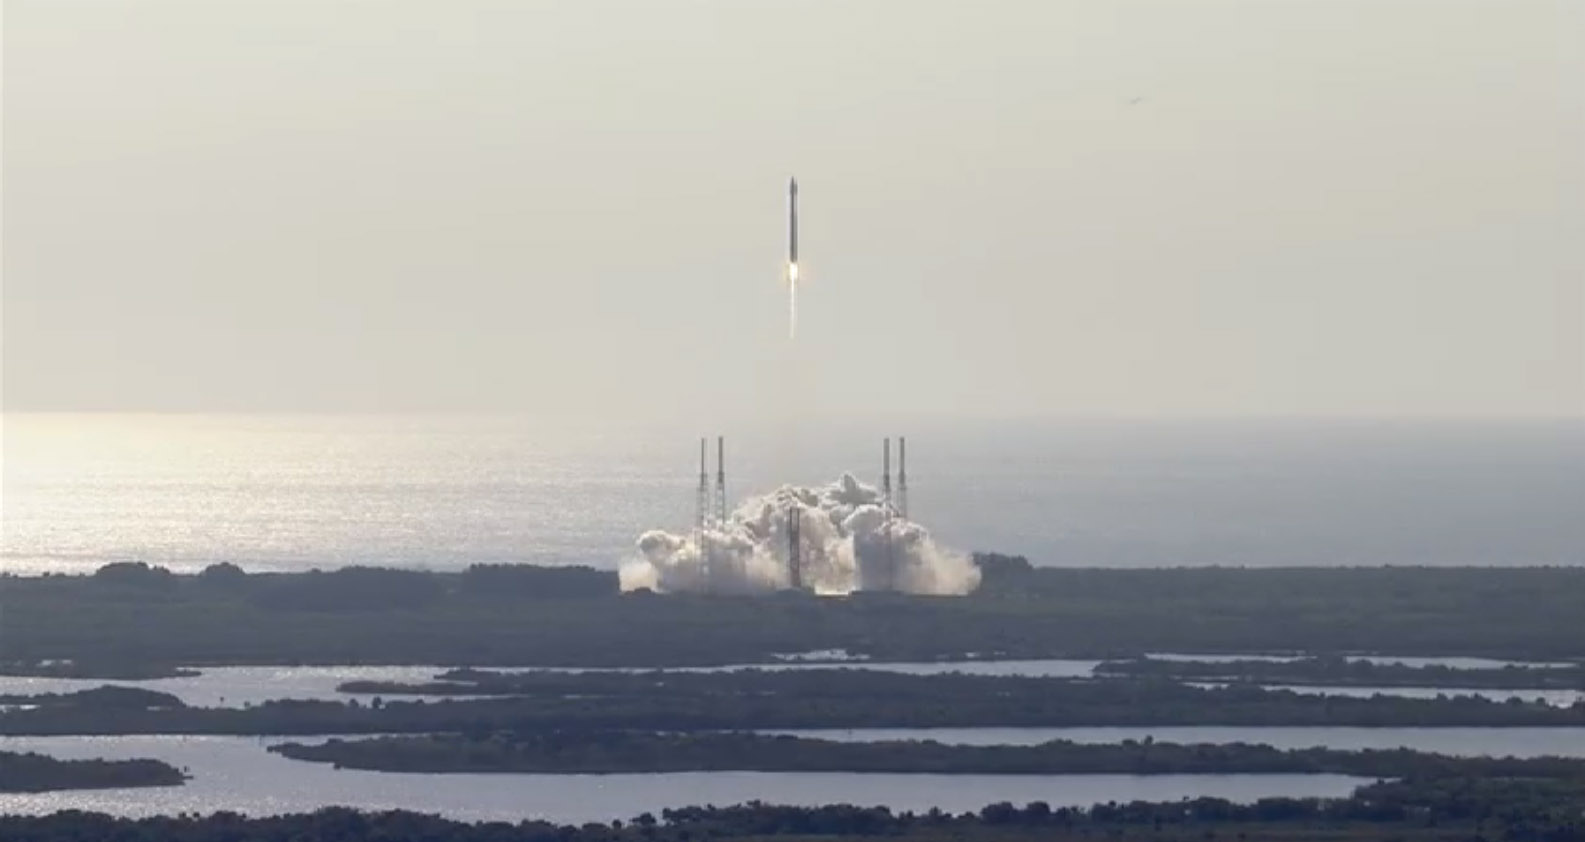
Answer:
[620,473,981,596]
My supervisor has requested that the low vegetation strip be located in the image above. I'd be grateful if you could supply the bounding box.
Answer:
[0,750,186,793]
[2,777,1583,841]
[6,674,1585,736]
[350,663,1585,700]
[4,563,1583,667]
[269,731,1585,777]
[1096,656,1585,689]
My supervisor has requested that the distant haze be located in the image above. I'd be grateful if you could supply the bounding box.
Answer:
[4,0,1581,419]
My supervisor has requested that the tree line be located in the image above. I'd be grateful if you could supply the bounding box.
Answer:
[0,776,1581,841]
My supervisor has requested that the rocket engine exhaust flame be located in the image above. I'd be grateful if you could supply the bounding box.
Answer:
[788,270,798,339]
[619,473,982,596]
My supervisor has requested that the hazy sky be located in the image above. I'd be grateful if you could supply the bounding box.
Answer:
[4,0,1581,418]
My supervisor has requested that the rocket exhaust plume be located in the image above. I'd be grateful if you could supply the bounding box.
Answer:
[621,473,981,596]
[787,177,799,340]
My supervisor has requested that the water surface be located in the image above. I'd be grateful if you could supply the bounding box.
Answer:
[6,415,1580,572]
[501,659,1104,679]
[0,735,1372,823]
[0,667,448,708]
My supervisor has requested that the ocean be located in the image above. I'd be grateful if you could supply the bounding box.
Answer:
[2,413,1580,575]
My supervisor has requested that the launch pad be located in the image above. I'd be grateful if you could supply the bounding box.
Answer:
[690,435,913,595]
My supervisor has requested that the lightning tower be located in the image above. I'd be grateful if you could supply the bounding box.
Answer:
[882,437,895,590]
[896,436,909,519]
[696,437,710,530]
[714,436,728,527]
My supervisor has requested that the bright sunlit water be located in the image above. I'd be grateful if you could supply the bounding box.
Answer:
[0,666,446,708]
[5,414,1581,574]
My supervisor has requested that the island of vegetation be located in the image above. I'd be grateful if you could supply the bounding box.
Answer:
[0,685,187,711]
[0,750,186,793]
[1,776,1582,841]
[3,561,1582,670]
[1096,655,1585,689]
[269,730,1585,778]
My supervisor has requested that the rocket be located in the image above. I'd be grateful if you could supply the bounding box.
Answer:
[785,177,800,339]
[788,178,799,269]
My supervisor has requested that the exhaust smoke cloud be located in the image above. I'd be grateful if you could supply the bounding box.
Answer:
[620,473,981,595]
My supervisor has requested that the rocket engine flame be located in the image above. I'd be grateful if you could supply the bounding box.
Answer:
[787,268,799,340]
[619,473,981,596]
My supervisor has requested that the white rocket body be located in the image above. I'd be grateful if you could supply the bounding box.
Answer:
[786,178,799,339]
